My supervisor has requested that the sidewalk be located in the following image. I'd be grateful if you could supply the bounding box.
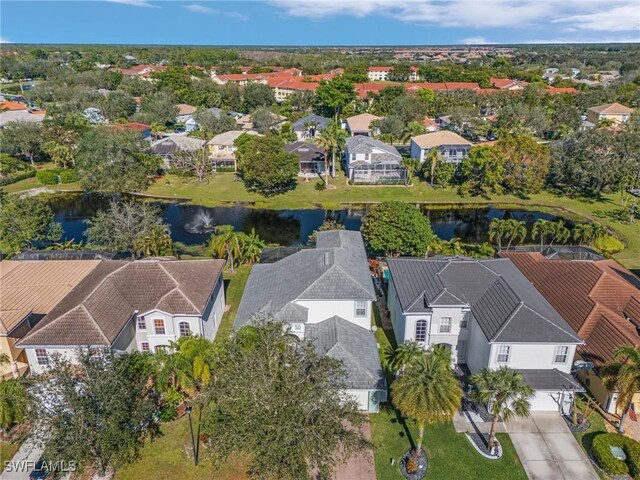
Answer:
[1,437,43,480]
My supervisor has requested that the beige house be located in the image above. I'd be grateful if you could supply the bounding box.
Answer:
[0,260,100,378]
[586,103,634,125]
[344,113,382,136]
[206,130,259,170]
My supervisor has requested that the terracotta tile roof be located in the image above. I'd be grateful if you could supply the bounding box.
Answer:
[405,82,449,91]
[502,252,640,366]
[345,113,382,132]
[411,130,472,149]
[0,260,101,335]
[354,82,400,98]
[444,82,480,90]
[545,87,578,94]
[0,101,28,111]
[588,102,634,114]
[176,103,197,116]
[17,260,225,347]
[368,66,393,72]
[490,78,528,89]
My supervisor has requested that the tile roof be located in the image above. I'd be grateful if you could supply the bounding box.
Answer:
[151,134,206,155]
[0,101,28,111]
[588,103,634,114]
[411,131,472,149]
[345,113,382,132]
[0,260,100,335]
[306,316,385,390]
[0,110,45,127]
[206,130,258,146]
[516,369,583,391]
[502,252,640,366]
[284,141,324,164]
[235,231,375,328]
[17,260,225,347]
[176,104,197,116]
[387,257,582,344]
[291,114,330,132]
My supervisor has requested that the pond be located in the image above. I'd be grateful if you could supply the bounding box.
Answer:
[48,193,569,247]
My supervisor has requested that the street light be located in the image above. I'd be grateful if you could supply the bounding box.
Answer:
[185,405,198,466]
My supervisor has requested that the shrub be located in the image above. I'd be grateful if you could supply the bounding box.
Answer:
[0,169,36,187]
[315,179,325,191]
[36,169,59,185]
[405,458,418,474]
[216,167,235,173]
[592,433,640,478]
[58,169,78,184]
[592,234,625,254]
[159,388,184,422]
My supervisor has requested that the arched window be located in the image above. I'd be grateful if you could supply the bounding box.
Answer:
[179,321,191,338]
[415,320,427,342]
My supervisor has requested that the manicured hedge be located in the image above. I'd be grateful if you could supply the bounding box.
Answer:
[592,433,640,478]
[0,169,36,187]
[36,168,78,185]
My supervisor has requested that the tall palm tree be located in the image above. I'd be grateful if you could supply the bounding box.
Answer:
[503,219,527,251]
[210,225,243,273]
[531,219,555,250]
[591,223,607,244]
[550,220,570,245]
[470,367,534,450]
[392,348,462,454]
[488,219,509,250]
[151,348,190,394]
[240,228,266,265]
[387,342,424,375]
[601,345,640,433]
[572,223,594,246]
[174,336,217,392]
[316,130,336,187]
[426,149,441,187]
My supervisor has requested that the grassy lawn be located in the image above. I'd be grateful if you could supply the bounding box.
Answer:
[370,408,527,480]
[572,394,611,480]
[114,413,248,480]
[0,441,20,472]
[215,265,252,342]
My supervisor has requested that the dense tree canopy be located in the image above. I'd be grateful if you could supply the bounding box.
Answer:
[0,196,62,253]
[361,202,433,256]
[495,135,551,194]
[459,146,506,197]
[314,75,357,119]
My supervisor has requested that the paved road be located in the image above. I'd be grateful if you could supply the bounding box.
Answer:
[506,412,599,480]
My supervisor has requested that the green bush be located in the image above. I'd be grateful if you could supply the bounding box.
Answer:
[58,169,78,184]
[592,234,625,254]
[0,169,36,187]
[159,388,184,422]
[36,170,59,185]
[592,433,640,478]
[216,167,235,173]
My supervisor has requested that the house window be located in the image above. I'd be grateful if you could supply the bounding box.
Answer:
[179,321,191,338]
[439,317,452,334]
[140,342,150,352]
[137,317,146,330]
[35,348,49,366]
[496,345,511,364]
[460,313,469,329]
[355,301,367,317]
[415,320,427,342]
[554,346,569,364]
[154,319,166,335]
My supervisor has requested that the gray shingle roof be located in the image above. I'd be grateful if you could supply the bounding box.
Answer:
[516,369,583,391]
[306,316,385,390]
[345,136,401,157]
[387,257,582,344]
[235,230,375,328]
[291,114,330,132]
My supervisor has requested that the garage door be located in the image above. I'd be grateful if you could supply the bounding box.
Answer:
[530,390,572,413]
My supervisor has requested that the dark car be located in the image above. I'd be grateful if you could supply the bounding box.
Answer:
[29,460,50,480]
[486,130,497,141]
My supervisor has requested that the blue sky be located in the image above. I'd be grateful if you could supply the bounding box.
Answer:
[1,1,639,45]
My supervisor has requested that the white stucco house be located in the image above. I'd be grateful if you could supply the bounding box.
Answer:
[18,259,226,374]
[234,230,386,413]
[386,257,584,413]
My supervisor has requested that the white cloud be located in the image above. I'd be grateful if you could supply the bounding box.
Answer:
[184,3,247,20]
[460,37,496,45]
[268,0,640,33]
[0,37,12,44]
[105,0,158,8]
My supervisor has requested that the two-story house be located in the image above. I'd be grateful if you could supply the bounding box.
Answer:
[410,131,472,164]
[17,260,226,375]
[234,230,385,412]
[291,114,330,140]
[344,113,382,137]
[586,103,634,125]
[386,257,583,413]
[344,136,408,185]
[206,130,259,170]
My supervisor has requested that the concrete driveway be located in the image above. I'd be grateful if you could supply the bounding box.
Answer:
[506,412,599,480]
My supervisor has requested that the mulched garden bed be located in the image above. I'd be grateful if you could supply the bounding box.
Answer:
[400,448,428,480]
[467,432,503,459]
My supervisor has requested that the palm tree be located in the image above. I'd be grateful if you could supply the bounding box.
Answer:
[387,341,424,375]
[591,223,607,244]
[470,367,534,450]
[392,348,462,455]
[531,219,555,250]
[601,345,640,433]
[174,336,217,392]
[426,149,441,187]
[316,130,336,187]
[210,225,243,273]
[328,121,347,177]
[151,348,189,393]
[0,379,28,432]
[133,225,173,258]
[488,219,509,250]
[503,219,527,251]
[240,228,266,265]
[572,223,594,246]
[550,220,570,245]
